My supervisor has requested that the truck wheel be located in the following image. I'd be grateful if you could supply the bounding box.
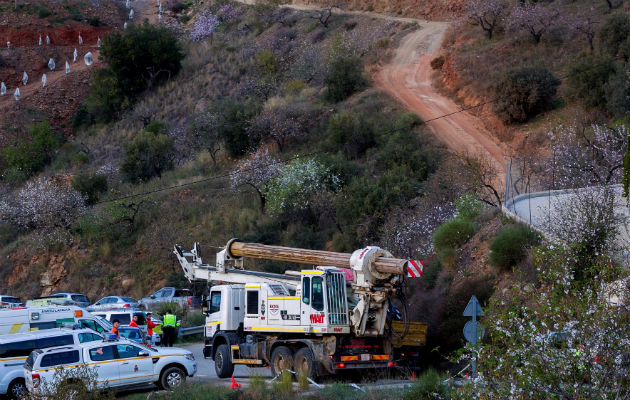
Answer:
[8,379,26,399]
[159,366,186,389]
[294,348,317,380]
[215,344,235,378]
[271,346,294,376]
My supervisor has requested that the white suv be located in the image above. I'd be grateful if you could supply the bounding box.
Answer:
[0,328,102,398]
[24,337,196,394]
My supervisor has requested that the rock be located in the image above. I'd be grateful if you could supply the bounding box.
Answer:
[40,255,68,294]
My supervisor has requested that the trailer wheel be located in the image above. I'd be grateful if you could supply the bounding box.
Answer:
[294,348,316,380]
[270,346,294,376]
[215,344,235,378]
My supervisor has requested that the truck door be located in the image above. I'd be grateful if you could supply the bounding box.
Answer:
[301,275,326,326]
[206,290,222,338]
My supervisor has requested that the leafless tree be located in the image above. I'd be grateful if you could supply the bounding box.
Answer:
[247,102,315,152]
[466,0,508,40]
[230,148,280,212]
[573,15,597,52]
[604,0,623,10]
[509,3,560,44]
[453,153,503,207]
[310,5,340,28]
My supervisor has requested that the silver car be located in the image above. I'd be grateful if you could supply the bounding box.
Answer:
[48,293,90,308]
[88,296,139,311]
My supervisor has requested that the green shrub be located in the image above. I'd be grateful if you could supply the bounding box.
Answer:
[599,13,630,58]
[566,52,616,110]
[121,123,175,183]
[326,111,375,159]
[71,104,95,128]
[324,54,364,102]
[493,67,560,124]
[402,369,445,400]
[433,218,476,253]
[604,67,630,118]
[37,7,52,18]
[489,223,541,271]
[87,16,101,26]
[256,49,278,75]
[91,23,183,120]
[70,12,83,21]
[214,100,261,158]
[1,121,62,180]
[454,194,483,220]
[72,173,108,205]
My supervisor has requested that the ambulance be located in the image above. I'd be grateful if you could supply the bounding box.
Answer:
[0,306,112,335]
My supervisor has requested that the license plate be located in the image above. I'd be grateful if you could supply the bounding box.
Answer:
[360,354,370,361]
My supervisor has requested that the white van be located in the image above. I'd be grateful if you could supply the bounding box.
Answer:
[0,306,112,336]
[0,328,103,398]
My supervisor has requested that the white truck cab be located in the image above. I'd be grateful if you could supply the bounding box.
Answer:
[0,306,112,336]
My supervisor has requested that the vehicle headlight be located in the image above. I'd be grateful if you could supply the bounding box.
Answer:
[185,354,195,361]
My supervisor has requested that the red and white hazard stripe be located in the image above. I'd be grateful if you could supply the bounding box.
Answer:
[407,260,423,278]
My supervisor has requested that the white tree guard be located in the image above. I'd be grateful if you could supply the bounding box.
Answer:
[97,37,102,48]
[22,72,28,86]
[46,35,50,45]
[14,88,20,101]
[6,41,9,49]
[79,34,83,45]
[65,61,70,75]
[124,22,128,29]
[129,9,134,20]
[73,48,78,63]
[126,0,130,9]
[0,82,6,96]
[48,58,56,71]
[84,52,94,66]
[39,35,42,46]
[42,74,47,87]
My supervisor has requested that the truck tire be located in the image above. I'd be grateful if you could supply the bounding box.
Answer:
[271,346,294,376]
[294,347,317,380]
[159,366,186,389]
[7,378,26,399]
[215,344,235,378]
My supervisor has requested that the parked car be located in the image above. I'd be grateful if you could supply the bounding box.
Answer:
[139,288,201,310]
[88,296,139,311]
[48,293,90,308]
[91,309,146,328]
[0,295,23,308]
[0,328,102,398]
[24,337,197,394]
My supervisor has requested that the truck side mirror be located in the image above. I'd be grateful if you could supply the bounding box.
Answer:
[150,295,156,299]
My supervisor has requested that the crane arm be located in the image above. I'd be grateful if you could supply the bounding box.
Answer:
[174,244,299,287]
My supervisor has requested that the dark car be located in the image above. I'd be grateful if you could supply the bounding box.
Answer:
[49,293,90,308]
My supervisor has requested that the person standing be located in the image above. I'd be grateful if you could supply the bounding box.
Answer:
[129,314,139,328]
[111,319,120,338]
[146,312,158,347]
[161,310,179,347]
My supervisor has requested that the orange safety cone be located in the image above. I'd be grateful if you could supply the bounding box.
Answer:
[411,371,416,381]
[231,376,242,389]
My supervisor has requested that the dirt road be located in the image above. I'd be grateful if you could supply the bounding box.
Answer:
[374,23,508,179]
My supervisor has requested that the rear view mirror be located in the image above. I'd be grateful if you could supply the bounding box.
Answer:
[150,295,156,299]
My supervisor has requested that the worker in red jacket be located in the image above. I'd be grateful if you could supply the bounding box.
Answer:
[146,312,158,347]
[128,315,139,328]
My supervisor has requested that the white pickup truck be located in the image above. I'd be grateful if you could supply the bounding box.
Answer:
[24,337,197,395]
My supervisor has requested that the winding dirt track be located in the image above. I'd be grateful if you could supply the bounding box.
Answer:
[374,23,508,179]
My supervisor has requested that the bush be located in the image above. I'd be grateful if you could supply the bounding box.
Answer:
[90,23,183,120]
[121,123,175,183]
[599,13,630,58]
[326,111,375,159]
[256,50,278,75]
[489,223,540,271]
[324,54,365,102]
[214,100,261,158]
[87,16,101,26]
[566,52,616,110]
[433,218,476,266]
[37,7,52,18]
[1,121,62,180]
[604,67,630,118]
[402,369,445,400]
[72,173,108,205]
[430,55,445,70]
[493,67,560,124]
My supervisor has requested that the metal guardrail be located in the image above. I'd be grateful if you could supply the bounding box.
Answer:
[177,325,204,338]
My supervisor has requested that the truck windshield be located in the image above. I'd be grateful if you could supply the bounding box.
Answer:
[312,277,324,311]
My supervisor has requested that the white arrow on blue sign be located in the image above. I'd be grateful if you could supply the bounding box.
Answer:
[462,295,484,317]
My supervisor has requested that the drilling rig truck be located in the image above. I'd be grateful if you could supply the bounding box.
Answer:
[174,239,426,379]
